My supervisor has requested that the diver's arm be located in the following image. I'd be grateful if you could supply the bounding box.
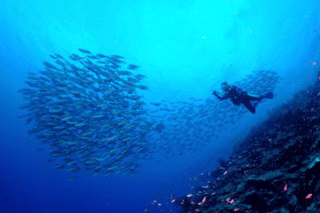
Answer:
[212,91,228,100]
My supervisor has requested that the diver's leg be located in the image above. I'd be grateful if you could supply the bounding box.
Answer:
[247,94,263,107]
[242,101,256,113]
[247,94,263,101]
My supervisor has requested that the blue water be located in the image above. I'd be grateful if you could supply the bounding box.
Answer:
[0,0,319,212]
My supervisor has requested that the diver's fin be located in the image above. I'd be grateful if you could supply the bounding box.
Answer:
[263,92,273,99]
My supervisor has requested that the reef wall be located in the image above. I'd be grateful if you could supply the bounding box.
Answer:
[177,76,320,212]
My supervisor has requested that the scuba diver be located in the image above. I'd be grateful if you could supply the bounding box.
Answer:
[212,82,273,114]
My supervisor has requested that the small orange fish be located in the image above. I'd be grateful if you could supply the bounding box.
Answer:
[284,183,288,192]
[226,198,235,204]
[202,196,207,203]
[187,194,193,198]
[305,193,313,199]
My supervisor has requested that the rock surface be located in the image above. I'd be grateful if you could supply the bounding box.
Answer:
[177,77,320,212]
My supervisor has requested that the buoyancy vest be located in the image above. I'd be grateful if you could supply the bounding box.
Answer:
[227,86,247,105]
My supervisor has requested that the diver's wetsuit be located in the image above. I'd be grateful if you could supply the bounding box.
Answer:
[214,85,263,113]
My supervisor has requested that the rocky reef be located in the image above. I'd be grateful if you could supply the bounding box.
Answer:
[176,78,320,212]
